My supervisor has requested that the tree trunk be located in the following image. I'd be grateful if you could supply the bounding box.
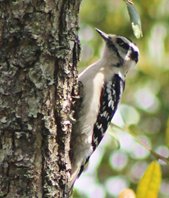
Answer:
[0,0,81,197]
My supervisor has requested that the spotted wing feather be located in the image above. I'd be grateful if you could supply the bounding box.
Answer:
[92,74,125,150]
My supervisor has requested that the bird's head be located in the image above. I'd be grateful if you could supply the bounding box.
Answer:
[96,28,139,75]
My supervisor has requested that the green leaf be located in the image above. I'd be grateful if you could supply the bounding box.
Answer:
[125,1,143,38]
[136,161,162,198]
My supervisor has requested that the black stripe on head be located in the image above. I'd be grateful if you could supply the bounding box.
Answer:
[116,38,130,50]
[130,49,139,63]
[106,37,124,67]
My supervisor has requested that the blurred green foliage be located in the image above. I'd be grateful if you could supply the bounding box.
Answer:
[74,0,169,197]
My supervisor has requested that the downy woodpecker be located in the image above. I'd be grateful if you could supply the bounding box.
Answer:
[70,28,139,187]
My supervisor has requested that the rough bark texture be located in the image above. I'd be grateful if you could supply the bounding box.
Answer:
[0,0,81,197]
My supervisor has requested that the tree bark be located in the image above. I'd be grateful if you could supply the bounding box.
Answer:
[0,0,81,197]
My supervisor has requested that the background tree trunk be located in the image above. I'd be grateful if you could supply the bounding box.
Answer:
[0,0,81,197]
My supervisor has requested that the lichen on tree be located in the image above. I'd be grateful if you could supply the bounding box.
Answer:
[0,0,81,197]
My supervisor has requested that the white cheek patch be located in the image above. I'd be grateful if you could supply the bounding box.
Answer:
[124,42,139,62]
[130,43,139,54]
[125,49,132,61]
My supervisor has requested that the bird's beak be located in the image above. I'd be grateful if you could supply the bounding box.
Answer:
[96,28,109,41]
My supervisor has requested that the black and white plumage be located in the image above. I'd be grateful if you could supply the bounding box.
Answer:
[92,74,125,150]
[70,29,139,187]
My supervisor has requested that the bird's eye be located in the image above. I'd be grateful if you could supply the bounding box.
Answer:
[116,38,129,50]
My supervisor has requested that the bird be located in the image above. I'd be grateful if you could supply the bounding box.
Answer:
[69,28,139,188]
